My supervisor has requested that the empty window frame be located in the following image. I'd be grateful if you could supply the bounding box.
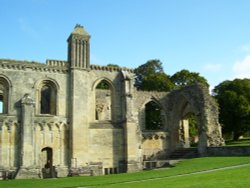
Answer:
[39,81,57,115]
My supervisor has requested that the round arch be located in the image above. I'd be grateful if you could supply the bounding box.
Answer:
[33,77,60,91]
[0,75,12,114]
[34,78,59,115]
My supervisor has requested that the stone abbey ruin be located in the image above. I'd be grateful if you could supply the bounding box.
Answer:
[0,25,224,179]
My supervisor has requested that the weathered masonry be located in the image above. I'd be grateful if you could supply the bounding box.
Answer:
[0,25,224,179]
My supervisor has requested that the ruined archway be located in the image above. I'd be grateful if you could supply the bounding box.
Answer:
[138,97,168,163]
[167,84,224,156]
[179,102,199,148]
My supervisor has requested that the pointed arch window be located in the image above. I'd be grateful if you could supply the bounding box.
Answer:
[145,101,163,130]
[95,80,112,121]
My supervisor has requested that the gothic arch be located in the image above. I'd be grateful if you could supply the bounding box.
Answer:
[93,78,115,121]
[167,84,223,155]
[92,77,114,91]
[139,97,166,131]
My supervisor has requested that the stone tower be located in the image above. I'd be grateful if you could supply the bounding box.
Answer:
[67,24,90,69]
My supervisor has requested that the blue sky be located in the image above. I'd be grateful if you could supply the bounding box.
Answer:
[1,0,250,89]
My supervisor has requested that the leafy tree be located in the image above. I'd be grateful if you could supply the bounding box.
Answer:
[96,80,110,90]
[170,69,209,89]
[145,101,163,130]
[213,79,250,140]
[107,64,119,68]
[188,114,198,146]
[134,59,174,91]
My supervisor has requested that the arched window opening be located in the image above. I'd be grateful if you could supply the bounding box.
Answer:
[145,101,163,130]
[0,92,4,114]
[41,85,51,114]
[0,78,9,114]
[39,81,57,115]
[95,80,112,121]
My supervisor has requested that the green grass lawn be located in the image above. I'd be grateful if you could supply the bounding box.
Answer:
[225,138,250,146]
[103,165,250,188]
[1,156,250,188]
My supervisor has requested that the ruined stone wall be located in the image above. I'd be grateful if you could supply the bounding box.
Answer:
[207,146,250,156]
[68,67,128,172]
[0,116,19,170]
[0,25,225,178]
[133,91,169,160]
[0,58,225,178]
[165,84,224,155]
[0,59,70,178]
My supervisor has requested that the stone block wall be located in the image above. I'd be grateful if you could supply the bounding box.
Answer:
[207,146,250,156]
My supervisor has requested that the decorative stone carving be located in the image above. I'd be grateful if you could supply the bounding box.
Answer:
[21,93,35,106]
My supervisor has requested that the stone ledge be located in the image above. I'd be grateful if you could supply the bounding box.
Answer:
[89,121,123,129]
[142,131,168,140]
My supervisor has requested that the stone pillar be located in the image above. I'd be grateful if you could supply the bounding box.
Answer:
[182,119,190,148]
[122,72,142,172]
[21,94,35,166]
[16,94,40,179]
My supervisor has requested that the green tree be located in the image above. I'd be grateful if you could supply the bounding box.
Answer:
[188,114,199,146]
[134,59,174,91]
[145,101,163,130]
[96,80,110,90]
[213,79,250,140]
[170,69,209,89]
[107,64,119,68]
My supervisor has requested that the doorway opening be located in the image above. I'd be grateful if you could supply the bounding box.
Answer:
[41,147,57,178]
[180,113,199,148]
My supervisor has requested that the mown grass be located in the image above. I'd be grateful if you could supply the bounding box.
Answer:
[225,138,250,146]
[1,156,250,188]
[103,165,250,188]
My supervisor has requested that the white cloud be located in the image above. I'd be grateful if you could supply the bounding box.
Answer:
[233,55,250,79]
[203,63,222,72]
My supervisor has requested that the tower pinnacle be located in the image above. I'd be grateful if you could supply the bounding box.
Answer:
[67,24,90,69]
